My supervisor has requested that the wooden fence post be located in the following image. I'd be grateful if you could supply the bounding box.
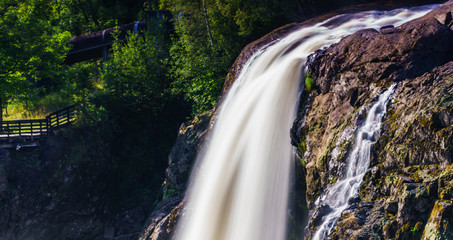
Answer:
[6,122,9,141]
[67,109,70,125]
[30,121,33,140]
[46,116,50,135]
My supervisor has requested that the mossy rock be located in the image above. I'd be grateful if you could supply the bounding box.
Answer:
[421,200,453,240]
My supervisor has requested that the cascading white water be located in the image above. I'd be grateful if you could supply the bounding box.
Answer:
[174,4,438,240]
[312,84,396,240]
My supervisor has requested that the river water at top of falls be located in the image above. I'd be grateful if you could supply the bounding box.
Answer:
[173,4,438,240]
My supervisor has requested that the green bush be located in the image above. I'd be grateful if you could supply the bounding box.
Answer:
[305,73,314,92]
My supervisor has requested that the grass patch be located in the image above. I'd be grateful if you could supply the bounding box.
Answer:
[3,87,76,121]
[3,101,47,120]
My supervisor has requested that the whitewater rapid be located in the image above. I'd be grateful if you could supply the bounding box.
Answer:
[312,84,396,240]
[174,4,438,240]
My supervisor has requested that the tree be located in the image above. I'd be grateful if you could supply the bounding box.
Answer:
[160,0,302,114]
[55,0,147,35]
[202,0,214,46]
[100,30,168,114]
[0,0,71,121]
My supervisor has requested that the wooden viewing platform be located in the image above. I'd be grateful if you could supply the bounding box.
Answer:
[0,105,76,148]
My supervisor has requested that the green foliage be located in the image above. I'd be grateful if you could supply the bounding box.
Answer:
[298,138,307,166]
[0,0,382,119]
[160,0,376,114]
[300,158,306,167]
[54,0,148,35]
[329,176,338,183]
[299,140,307,152]
[305,73,314,92]
[163,188,176,199]
[411,221,423,237]
[168,40,229,114]
[162,0,234,114]
[215,0,296,37]
[160,0,321,114]
[82,24,190,210]
[0,0,71,103]
[100,29,169,116]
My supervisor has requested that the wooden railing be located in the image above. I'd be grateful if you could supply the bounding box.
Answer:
[0,105,76,142]
[0,119,49,141]
[47,105,76,130]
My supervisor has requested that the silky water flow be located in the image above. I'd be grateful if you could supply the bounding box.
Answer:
[173,4,438,240]
[312,84,396,240]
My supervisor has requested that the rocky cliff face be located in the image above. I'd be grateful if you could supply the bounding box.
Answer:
[139,111,212,240]
[0,127,156,240]
[290,1,453,239]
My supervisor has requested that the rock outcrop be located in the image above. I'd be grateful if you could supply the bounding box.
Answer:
[290,1,453,239]
[139,111,212,240]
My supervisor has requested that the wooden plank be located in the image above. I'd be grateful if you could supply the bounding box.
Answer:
[1,119,44,124]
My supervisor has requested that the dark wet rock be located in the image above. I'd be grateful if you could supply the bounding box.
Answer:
[308,18,453,94]
[421,200,453,239]
[348,196,360,205]
[0,149,10,165]
[0,150,8,198]
[139,196,184,240]
[385,200,398,214]
[307,61,453,238]
[139,111,212,240]
[310,204,334,228]
[0,165,6,197]
[0,129,149,240]
[164,110,213,192]
[377,62,453,170]
[307,62,453,240]
[419,0,453,26]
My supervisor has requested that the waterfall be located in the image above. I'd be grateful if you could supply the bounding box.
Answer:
[174,4,437,240]
[311,84,396,240]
